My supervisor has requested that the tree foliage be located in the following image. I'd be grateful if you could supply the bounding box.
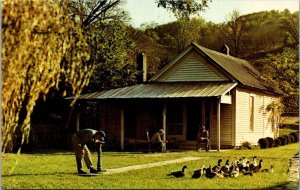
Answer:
[156,0,210,19]
[63,0,124,27]
[254,48,299,94]
[2,0,93,152]
[61,0,136,92]
[86,21,136,91]
[220,10,251,57]
[279,9,299,46]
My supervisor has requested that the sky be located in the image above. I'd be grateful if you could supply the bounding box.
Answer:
[124,0,299,28]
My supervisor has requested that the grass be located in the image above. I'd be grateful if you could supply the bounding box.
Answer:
[2,143,298,189]
[279,128,298,137]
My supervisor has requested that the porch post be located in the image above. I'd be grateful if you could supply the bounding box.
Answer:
[217,97,221,151]
[201,100,205,126]
[120,106,124,150]
[76,110,80,132]
[162,102,167,148]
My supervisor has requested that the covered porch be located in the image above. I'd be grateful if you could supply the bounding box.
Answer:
[74,82,237,151]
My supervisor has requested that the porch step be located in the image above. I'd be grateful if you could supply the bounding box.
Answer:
[178,141,197,150]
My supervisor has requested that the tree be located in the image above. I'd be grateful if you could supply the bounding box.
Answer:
[156,0,210,19]
[62,0,124,27]
[257,48,298,94]
[220,10,251,57]
[2,0,93,152]
[151,17,205,53]
[254,47,299,117]
[266,100,284,138]
[61,0,136,92]
[86,21,136,91]
[279,10,299,47]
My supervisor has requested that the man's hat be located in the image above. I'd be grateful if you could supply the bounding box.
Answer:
[98,130,106,138]
[159,129,165,134]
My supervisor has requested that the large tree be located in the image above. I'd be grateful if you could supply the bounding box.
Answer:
[279,9,299,47]
[254,47,299,115]
[156,0,210,19]
[2,0,93,152]
[220,10,251,57]
[61,0,136,92]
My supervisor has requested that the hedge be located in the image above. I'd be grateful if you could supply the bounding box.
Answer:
[278,136,287,145]
[290,132,299,142]
[258,138,269,149]
[274,138,281,147]
[266,137,274,148]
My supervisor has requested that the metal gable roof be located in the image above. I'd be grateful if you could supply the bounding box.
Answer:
[74,82,237,100]
[193,43,282,94]
[150,43,282,95]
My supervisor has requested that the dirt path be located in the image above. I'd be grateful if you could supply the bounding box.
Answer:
[102,156,202,175]
[284,153,299,189]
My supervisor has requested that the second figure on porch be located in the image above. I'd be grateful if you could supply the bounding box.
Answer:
[151,129,166,152]
[196,125,210,151]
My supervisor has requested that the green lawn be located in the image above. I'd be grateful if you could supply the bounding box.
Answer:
[2,143,298,189]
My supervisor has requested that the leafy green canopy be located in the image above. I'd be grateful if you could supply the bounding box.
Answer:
[2,0,93,152]
[157,0,210,19]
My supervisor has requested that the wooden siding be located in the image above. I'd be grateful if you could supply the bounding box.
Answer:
[156,51,228,82]
[211,102,233,146]
[235,87,278,146]
[99,102,121,147]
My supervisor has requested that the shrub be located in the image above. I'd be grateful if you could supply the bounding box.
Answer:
[289,135,295,143]
[278,136,287,145]
[258,138,269,149]
[274,138,281,147]
[283,135,292,144]
[290,132,299,142]
[241,141,252,149]
[266,137,274,148]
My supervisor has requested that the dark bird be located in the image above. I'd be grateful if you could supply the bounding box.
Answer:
[251,159,263,173]
[212,159,222,173]
[261,165,274,173]
[167,165,187,178]
[205,164,213,178]
[192,165,205,179]
[206,164,223,178]
[249,156,257,171]
[221,159,230,174]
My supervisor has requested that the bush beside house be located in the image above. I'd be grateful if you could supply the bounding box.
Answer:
[258,130,298,149]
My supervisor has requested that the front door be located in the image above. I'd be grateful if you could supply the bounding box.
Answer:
[186,100,201,140]
[186,99,211,140]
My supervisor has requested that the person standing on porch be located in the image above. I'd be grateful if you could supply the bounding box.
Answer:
[196,125,210,151]
[151,129,166,152]
[71,129,106,174]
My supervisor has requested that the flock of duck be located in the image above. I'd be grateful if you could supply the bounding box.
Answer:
[167,156,274,178]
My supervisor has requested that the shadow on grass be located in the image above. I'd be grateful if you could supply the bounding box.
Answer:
[260,181,299,190]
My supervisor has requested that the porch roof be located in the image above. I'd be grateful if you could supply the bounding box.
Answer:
[75,82,237,100]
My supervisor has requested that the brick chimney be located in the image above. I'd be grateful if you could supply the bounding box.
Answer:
[136,53,147,83]
[220,44,230,55]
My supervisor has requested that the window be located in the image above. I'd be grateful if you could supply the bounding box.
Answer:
[249,96,254,131]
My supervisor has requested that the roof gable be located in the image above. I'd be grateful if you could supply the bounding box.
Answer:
[150,43,282,95]
[150,49,230,82]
